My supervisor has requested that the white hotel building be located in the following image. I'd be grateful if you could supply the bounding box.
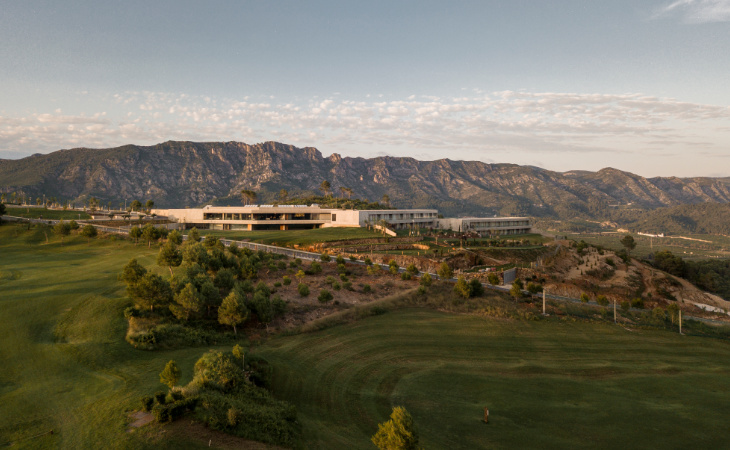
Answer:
[152,205,530,235]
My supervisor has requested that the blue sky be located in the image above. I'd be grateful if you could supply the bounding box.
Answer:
[1,0,729,177]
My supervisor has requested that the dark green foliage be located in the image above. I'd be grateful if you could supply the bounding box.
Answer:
[406,264,419,275]
[80,224,97,242]
[168,229,183,245]
[309,261,323,274]
[362,284,372,294]
[157,240,182,275]
[53,220,71,242]
[141,396,154,412]
[526,282,542,295]
[320,253,331,262]
[155,391,167,405]
[127,273,173,312]
[580,293,590,303]
[160,360,181,388]
[318,289,334,303]
[596,295,609,306]
[218,290,248,335]
[282,276,291,285]
[487,272,500,285]
[119,258,147,285]
[469,279,484,297]
[298,283,310,297]
[631,297,645,309]
[400,272,412,281]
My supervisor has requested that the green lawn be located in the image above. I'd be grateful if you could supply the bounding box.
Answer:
[195,227,382,246]
[4,206,91,220]
[2,222,730,449]
[0,224,228,449]
[258,309,730,449]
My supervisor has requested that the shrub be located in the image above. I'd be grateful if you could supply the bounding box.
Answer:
[401,272,412,281]
[325,275,336,286]
[274,281,282,288]
[155,391,167,405]
[580,293,590,303]
[141,396,154,412]
[364,257,373,266]
[337,263,348,274]
[437,262,453,279]
[153,405,171,423]
[631,297,645,309]
[596,295,609,306]
[652,307,666,322]
[417,286,427,296]
[620,301,631,313]
[406,264,418,275]
[420,273,432,287]
[454,277,472,299]
[298,283,310,297]
[332,281,341,291]
[526,282,542,295]
[362,284,372,294]
[349,256,357,262]
[320,253,331,262]
[309,262,323,274]
[318,289,334,303]
[487,272,500,285]
[343,281,353,291]
[282,276,291,286]
[277,261,287,270]
[605,257,615,267]
[336,255,345,264]
[295,258,302,266]
[340,273,348,282]
[469,279,484,297]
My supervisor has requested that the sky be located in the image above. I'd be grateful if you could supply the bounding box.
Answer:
[1,0,729,177]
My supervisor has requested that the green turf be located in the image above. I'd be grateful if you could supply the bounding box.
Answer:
[0,224,232,448]
[4,206,91,220]
[194,227,382,246]
[3,222,730,449]
[257,309,730,449]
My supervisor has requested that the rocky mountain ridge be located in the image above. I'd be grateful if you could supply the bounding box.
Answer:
[1,140,730,218]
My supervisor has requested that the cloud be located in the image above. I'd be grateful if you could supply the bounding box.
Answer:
[653,0,730,23]
[1,90,729,171]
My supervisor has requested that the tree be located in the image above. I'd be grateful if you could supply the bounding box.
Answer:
[596,294,609,306]
[80,224,97,243]
[53,220,71,243]
[120,258,147,285]
[371,406,419,450]
[389,260,399,275]
[219,290,249,334]
[487,272,500,285]
[130,200,143,212]
[240,189,257,205]
[320,180,331,197]
[159,360,181,389]
[454,277,472,299]
[381,194,390,207]
[129,226,142,245]
[157,241,183,276]
[667,303,680,324]
[142,224,161,248]
[510,280,523,299]
[437,262,453,280]
[188,227,201,243]
[168,229,183,245]
[200,279,222,316]
[620,235,636,258]
[171,283,203,321]
[127,273,173,312]
[278,189,288,202]
[145,200,155,212]
[318,289,333,303]
[232,344,245,372]
[469,278,484,296]
[419,273,432,287]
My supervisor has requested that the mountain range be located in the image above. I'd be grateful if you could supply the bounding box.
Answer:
[2,141,730,220]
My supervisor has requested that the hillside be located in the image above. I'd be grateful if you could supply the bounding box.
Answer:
[2,140,730,218]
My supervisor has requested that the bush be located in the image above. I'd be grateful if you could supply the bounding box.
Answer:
[124,306,138,319]
[596,295,609,306]
[343,281,353,291]
[332,281,341,291]
[417,285,427,296]
[580,293,590,303]
[437,262,453,279]
[364,257,373,266]
[309,261,323,274]
[406,264,418,275]
[337,263,348,274]
[400,272,412,281]
[325,275,336,286]
[340,273,348,282]
[273,281,282,288]
[420,273,432,287]
[631,297,645,309]
[320,253,331,262]
[526,282,542,295]
[362,284,372,294]
[336,255,345,264]
[155,391,167,405]
[620,301,631,313]
[487,272,500,285]
[469,279,484,296]
[141,396,154,412]
[454,277,471,299]
[318,289,334,303]
[349,256,357,262]
[298,283,310,297]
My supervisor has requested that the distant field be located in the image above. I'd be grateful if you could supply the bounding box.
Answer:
[195,227,382,246]
[259,309,730,449]
[4,206,91,220]
[566,232,730,260]
[3,222,730,448]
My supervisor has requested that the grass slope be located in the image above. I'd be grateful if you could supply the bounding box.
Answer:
[4,206,92,220]
[195,227,381,246]
[258,309,730,449]
[0,225,227,449]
